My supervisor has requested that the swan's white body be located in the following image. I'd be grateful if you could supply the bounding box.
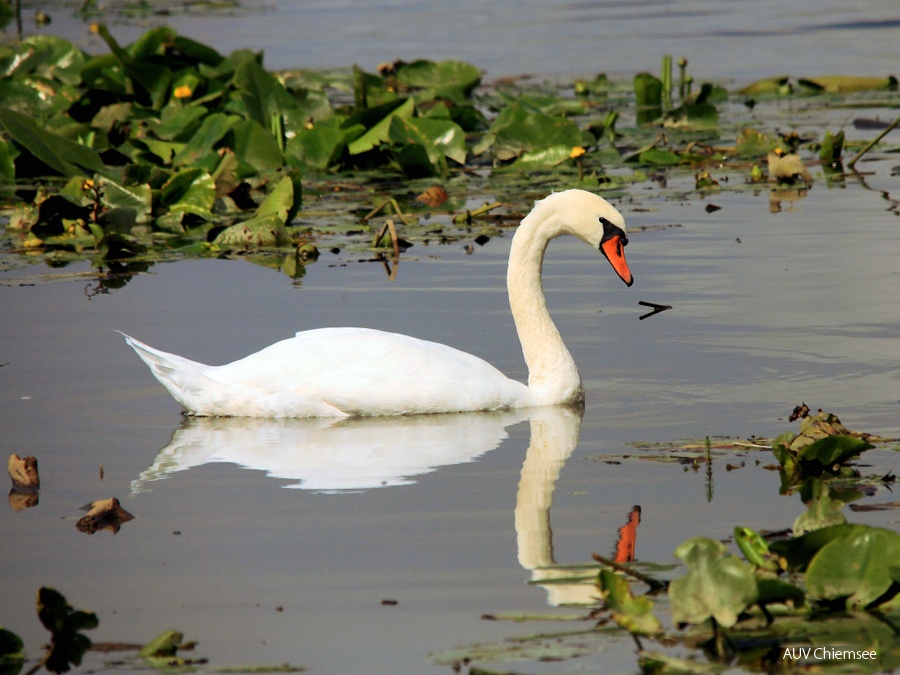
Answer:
[123,189,633,417]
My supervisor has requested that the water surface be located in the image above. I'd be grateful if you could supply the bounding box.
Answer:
[3,166,900,671]
[2,3,900,673]
[16,0,900,81]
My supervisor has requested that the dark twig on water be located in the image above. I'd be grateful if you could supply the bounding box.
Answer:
[638,300,672,320]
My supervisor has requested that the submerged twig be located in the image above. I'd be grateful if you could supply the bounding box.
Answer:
[847,114,900,170]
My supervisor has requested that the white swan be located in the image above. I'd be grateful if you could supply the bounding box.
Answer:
[122,189,633,417]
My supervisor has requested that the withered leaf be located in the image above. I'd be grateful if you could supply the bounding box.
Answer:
[76,497,135,535]
[415,185,448,208]
[8,454,40,491]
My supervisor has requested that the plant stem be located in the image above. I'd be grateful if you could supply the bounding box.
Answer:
[847,114,900,170]
[373,218,400,258]
[661,55,672,109]
[362,198,410,225]
[592,553,668,593]
[452,201,502,224]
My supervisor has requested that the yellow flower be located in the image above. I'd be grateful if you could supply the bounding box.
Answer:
[173,85,193,99]
[569,146,586,159]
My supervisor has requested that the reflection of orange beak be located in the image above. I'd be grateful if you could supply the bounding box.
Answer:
[601,235,634,287]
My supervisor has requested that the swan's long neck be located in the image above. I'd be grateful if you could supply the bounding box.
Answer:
[507,203,584,406]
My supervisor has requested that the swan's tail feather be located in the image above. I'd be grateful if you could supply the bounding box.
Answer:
[118,332,216,413]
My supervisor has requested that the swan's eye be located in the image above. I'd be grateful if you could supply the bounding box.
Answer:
[599,218,628,247]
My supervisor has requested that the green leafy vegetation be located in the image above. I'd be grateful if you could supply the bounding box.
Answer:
[3,20,899,675]
[443,410,900,674]
[29,587,97,674]
[3,588,304,673]
[1,28,898,289]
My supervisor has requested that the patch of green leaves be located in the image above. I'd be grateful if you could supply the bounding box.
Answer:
[456,408,899,674]
[2,31,899,290]
[3,588,305,673]
[36,587,98,673]
[0,627,25,674]
[597,569,663,636]
[669,537,758,629]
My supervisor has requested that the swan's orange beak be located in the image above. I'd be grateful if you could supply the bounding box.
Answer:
[601,235,633,287]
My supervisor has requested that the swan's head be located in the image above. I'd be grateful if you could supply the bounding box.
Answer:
[540,190,634,287]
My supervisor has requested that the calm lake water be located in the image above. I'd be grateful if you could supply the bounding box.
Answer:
[2,2,900,673]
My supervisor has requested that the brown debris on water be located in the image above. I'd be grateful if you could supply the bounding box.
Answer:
[8,454,40,511]
[8,453,40,491]
[76,497,134,534]
[415,185,448,208]
[785,404,891,451]
[767,147,813,185]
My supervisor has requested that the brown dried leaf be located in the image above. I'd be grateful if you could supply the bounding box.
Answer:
[76,497,134,535]
[788,407,891,451]
[8,453,40,491]
[415,185,448,208]
[767,148,812,184]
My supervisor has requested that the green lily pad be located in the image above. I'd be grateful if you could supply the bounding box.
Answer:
[0,108,106,178]
[230,119,285,174]
[477,102,584,167]
[171,112,240,166]
[394,59,482,102]
[347,98,416,156]
[285,123,356,171]
[669,537,758,628]
[213,175,295,247]
[806,526,900,608]
[159,168,216,220]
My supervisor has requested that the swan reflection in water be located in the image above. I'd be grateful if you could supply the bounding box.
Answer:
[133,406,640,605]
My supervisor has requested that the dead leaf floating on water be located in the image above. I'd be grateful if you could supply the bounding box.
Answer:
[767,148,813,185]
[8,454,40,510]
[785,404,890,451]
[415,186,449,208]
[8,453,40,491]
[76,497,134,535]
